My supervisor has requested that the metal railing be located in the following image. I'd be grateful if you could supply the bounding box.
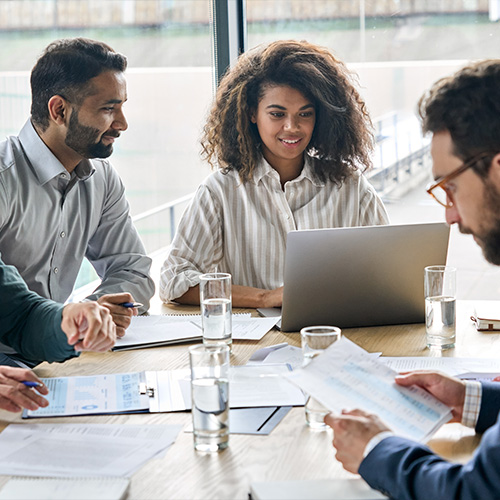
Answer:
[132,193,194,242]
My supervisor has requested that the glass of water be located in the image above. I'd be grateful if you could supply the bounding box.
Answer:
[189,344,230,452]
[200,273,232,350]
[300,325,342,429]
[424,265,457,350]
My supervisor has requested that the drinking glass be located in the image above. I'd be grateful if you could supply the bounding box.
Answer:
[424,265,456,349]
[300,325,342,429]
[199,273,232,349]
[189,344,230,452]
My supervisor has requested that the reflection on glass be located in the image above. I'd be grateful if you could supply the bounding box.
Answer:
[0,0,213,257]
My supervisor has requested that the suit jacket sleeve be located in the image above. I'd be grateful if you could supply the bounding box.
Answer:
[359,383,500,500]
[0,259,76,364]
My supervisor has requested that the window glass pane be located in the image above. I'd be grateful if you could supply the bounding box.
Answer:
[246,0,500,298]
[247,1,496,118]
[0,0,214,292]
[0,0,213,255]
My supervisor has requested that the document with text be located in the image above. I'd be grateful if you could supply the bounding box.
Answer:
[114,316,202,350]
[380,356,500,378]
[285,338,452,442]
[0,424,181,477]
[23,365,305,418]
[115,313,277,350]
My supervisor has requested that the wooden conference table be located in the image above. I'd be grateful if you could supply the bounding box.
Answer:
[0,300,498,499]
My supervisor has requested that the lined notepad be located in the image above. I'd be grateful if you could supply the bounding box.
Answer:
[0,477,130,500]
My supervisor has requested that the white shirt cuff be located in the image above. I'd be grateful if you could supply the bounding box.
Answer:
[363,431,394,458]
[461,380,482,428]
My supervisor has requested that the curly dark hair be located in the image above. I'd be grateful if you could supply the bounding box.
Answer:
[418,59,500,177]
[201,40,374,184]
[31,38,127,131]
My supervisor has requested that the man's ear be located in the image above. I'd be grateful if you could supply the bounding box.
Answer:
[488,153,500,189]
[47,95,70,125]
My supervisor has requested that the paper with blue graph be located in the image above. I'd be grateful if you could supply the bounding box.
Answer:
[23,373,150,417]
[284,338,452,442]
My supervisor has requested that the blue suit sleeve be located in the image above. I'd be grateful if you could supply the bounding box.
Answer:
[476,382,500,433]
[359,412,500,500]
[0,259,76,364]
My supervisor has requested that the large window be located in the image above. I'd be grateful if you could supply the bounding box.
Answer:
[0,0,214,256]
[243,0,500,298]
[0,0,215,292]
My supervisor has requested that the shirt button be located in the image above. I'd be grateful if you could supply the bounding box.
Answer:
[60,231,66,238]
[53,267,59,274]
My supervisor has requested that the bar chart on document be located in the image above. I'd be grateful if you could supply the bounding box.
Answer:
[26,373,149,417]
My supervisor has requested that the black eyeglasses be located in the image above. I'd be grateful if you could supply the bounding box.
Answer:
[426,152,495,208]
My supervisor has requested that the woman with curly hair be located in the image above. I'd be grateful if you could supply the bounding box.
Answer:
[160,40,389,308]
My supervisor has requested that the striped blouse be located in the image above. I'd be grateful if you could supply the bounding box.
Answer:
[160,157,389,301]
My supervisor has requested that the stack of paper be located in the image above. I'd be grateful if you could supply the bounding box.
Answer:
[0,424,181,477]
[23,365,306,418]
[250,478,387,500]
[0,477,130,500]
[380,356,500,380]
[285,338,452,442]
[115,314,280,350]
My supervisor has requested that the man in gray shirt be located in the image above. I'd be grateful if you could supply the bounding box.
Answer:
[0,38,154,343]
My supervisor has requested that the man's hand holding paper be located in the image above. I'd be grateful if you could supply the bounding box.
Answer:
[284,338,452,442]
[325,371,468,475]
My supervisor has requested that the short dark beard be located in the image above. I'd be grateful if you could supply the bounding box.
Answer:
[479,181,500,265]
[65,108,114,159]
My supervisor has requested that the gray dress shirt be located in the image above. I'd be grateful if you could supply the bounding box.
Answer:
[0,120,154,310]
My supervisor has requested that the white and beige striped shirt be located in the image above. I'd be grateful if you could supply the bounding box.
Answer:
[160,157,389,301]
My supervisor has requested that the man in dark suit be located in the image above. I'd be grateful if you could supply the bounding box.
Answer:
[325,59,500,500]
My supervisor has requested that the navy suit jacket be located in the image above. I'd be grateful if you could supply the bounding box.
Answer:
[359,382,500,500]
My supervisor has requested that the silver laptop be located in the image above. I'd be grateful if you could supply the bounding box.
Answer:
[277,222,450,332]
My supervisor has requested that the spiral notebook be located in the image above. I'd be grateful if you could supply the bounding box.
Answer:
[0,477,129,500]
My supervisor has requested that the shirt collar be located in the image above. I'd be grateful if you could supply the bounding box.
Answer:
[249,155,325,188]
[19,119,95,185]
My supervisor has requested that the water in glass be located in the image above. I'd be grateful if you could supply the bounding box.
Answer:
[192,377,229,452]
[425,295,456,349]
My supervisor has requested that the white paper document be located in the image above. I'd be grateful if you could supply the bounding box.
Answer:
[147,364,306,412]
[0,424,181,477]
[114,316,202,350]
[231,317,281,340]
[24,365,306,418]
[116,313,273,349]
[250,478,387,500]
[189,315,278,340]
[24,373,150,417]
[380,357,500,378]
[247,343,303,370]
[285,338,452,442]
[0,477,130,500]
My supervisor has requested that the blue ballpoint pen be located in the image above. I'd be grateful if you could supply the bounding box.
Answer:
[22,381,44,388]
[119,302,143,308]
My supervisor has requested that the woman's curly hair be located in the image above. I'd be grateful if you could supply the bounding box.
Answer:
[201,39,374,184]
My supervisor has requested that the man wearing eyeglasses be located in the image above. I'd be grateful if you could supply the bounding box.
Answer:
[326,60,500,500]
